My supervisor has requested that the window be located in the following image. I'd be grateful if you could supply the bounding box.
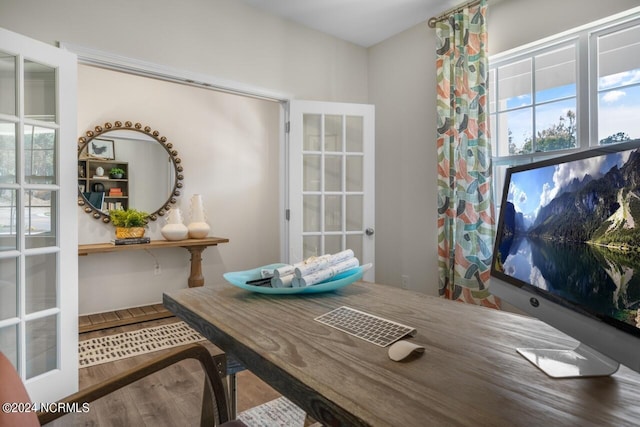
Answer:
[490,9,640,197]
[491,43,577,157]
[596,22,640,144]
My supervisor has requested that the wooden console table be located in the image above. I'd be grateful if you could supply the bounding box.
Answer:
[78,237,229,288]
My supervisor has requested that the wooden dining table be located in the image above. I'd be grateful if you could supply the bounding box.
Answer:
[163,280,640,426]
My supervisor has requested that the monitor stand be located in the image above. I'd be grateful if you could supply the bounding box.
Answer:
[517,343,620,378]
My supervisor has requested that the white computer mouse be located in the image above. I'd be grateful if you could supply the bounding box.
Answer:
[387,340,425,362]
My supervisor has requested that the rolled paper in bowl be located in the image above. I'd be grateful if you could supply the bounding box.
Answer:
[294,249,355,278]
[273,264,295,279]
[261,268,276,278]
[271,274,294,288]
[296,257,360,287]
[295,259,329,278]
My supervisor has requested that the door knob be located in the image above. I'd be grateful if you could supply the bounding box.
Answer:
[365,227,374,236]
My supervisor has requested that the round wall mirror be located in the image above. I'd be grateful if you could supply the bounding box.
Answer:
[77,121,184,222]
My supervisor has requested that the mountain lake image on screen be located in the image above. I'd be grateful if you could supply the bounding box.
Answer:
[491,139,640,378]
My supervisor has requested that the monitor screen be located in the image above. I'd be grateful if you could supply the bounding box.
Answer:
[491,139,640,377]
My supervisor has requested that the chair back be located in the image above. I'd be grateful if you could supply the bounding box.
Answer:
[0,352,40,427]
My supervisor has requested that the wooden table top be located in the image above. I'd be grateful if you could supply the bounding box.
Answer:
[163,281,640,427]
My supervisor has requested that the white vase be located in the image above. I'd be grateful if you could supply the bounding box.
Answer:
[161,208,189,241]
[188,194,210,238]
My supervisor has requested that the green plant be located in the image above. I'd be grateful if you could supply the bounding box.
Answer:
[109,167,125,176]
[109,208,149,227]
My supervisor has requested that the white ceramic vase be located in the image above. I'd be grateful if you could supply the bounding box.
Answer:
[188,194,210,238]
[161,208,189,241]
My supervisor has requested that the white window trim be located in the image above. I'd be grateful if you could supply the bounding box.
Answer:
[490,5,640,165]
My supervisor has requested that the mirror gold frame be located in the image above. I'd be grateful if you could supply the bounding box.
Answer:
[77,120,184,223]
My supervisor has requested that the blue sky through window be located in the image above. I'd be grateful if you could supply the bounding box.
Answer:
[500,69,640,151]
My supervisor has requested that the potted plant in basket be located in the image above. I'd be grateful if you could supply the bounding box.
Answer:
[109,208,149,239]
[109,167,125,179]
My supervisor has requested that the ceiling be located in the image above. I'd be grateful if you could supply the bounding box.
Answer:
[240,0,462,47]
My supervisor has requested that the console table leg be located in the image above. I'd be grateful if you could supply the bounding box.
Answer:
[186,246,206,287]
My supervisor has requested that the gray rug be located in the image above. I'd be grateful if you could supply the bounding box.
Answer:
[78,321,205,367]
[79,322,316,426]
[238,397,307,427]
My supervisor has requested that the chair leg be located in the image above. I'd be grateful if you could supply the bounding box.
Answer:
[201,377,215,427]
[228,372,237,419]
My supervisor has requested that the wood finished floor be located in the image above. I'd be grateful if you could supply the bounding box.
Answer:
[78,304,174,333]
[49,317,286,426]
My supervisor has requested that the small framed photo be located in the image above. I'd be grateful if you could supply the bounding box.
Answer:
[88,138,115,160]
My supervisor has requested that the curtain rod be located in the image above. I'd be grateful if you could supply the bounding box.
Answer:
[427,0,482,28]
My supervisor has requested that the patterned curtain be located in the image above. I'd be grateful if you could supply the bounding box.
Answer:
[436,0,499,308]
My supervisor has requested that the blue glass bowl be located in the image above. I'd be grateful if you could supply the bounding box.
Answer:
[223,263,364,294]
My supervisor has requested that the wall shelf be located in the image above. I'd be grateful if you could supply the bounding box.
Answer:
[78,158,129,212]
[78,237,229,288]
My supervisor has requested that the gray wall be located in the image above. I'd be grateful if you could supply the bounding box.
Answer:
[1,0,638,312]
[369,0,640,294]
[0,0,371,313]
[0,0,369,103]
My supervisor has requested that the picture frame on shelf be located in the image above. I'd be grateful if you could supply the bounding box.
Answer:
[88,138,115,160]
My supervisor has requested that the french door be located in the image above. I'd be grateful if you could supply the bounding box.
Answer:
[288,101,375,281]
[0,28,78,402]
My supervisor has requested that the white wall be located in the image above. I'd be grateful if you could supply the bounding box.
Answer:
[0,0,369,104]
[75,65,281,313]
[369,0,640,295]
[3,0,640,311]
[368,23,435,293]
[0,0,371,314]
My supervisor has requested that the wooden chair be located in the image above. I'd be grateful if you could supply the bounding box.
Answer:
[0,343,247,426]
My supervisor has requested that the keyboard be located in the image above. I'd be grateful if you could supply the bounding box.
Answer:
[314,306,417,347]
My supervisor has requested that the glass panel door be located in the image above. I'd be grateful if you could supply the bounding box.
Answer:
[289,101,375,281]
[0,27,77,403]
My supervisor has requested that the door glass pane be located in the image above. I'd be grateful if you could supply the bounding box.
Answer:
[0,122,16,184]
[0,52,16,116]
[346,234,363,262]
[324,115,343,152]
[303,114,321,151]
[346,195,363,232]
[303,235,321,259]
[324,155,342,192]
[325,195,342,232]
[346,156,363,192]
[24,60,56,122]
[26,314,57,379]
[0,324,18,369]
[325,235,342,255]
[0,189,17,251]
[346,116,363,152]
[25,253,57,314]
[25,190,56,249]
[303,195,320,232]
[303,155,321,191]
[0,257,17,320]
[24,125,56,184]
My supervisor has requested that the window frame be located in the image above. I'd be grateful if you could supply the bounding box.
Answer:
[489,8,640,202]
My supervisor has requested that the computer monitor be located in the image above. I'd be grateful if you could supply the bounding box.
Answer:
[490,139,640,378]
